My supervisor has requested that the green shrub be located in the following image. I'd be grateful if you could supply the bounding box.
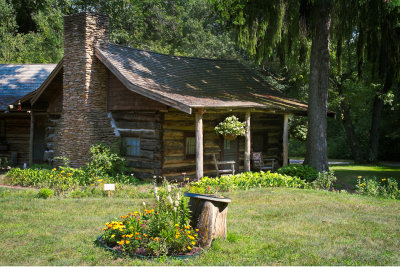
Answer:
[5,144,138,195]
[100,181,198,256]
[356,176,400,199]
[277,165,319,182]
[189,171,309,193]
[312,171,337,190]
[84,143,128,177]
[37,188,54,199]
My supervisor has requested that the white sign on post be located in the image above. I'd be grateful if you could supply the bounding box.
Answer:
[103,184,116,191]
[103,184,116,198]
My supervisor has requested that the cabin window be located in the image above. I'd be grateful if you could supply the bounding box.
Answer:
[122,137,140,156]
[185,136,196,157]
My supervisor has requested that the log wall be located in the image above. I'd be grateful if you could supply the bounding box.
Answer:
[0,115,30,166]
[111,111,163,179]
[161,109,284,180]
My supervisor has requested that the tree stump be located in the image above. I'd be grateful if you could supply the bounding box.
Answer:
[184,192,232,248]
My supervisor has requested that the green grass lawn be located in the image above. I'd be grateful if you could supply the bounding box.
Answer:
[332,165,400,190]
[1,187,400,265]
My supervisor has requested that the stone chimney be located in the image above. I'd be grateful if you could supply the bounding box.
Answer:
[54,12,116,166]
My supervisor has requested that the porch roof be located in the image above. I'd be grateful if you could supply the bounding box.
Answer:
[0,64,56,110]
[96,44,309,114]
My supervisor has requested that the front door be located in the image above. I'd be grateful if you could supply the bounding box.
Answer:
[222,138,239,171]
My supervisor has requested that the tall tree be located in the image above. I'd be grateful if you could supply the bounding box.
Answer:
[212,0,332,171]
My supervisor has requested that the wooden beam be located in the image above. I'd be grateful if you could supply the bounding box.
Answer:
[195,109,204,181]
[283,114,289,166]
[245,111,251,172]
[29,111,34,166]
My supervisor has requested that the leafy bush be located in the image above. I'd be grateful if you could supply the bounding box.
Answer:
[100,181,199,256]
[6,144,138,195]
[37,188,54,199]
[214,115,247,136]
[312,171,337,190]
[356,176,400,199]
[277,165,319,182]
[84,144,128,177]
[188,171,309,193]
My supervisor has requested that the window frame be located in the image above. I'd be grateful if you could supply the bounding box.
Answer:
[184,132,196,159]
[122,136,140,157]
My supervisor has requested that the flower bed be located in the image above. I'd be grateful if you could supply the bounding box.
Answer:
[187,171,310,193]
[98,182,201,257]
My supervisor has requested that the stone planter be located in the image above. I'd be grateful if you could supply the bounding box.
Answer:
[184,192,232,248]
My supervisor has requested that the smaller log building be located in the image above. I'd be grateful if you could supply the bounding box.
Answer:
[1,12,312,180]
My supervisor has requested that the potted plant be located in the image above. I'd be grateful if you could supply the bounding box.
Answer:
[214,115,247,140]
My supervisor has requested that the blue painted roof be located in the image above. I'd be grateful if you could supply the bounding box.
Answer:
[0,64,56,110]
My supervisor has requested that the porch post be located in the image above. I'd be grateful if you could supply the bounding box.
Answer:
[29,111,34,166]
[195,109,204,181]
[245,111,251,172]
[283,114,289,166]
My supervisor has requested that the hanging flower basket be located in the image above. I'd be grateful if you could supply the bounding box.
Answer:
[214,115,247,139]
[223,134,238,141]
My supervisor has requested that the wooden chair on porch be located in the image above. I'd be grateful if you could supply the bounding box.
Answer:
[251,152,275,172]
[213,154,235,176]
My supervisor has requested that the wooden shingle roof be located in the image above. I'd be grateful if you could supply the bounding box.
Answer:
[0,64,56,110]
[96,44,308,114]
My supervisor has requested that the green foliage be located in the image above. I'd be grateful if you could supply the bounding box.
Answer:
[6,144,137,195]
[356,176,400,200]
[37,188,54,199]
[214,115,247,136]
[100,181,198,256]
[312,171,337,190]
[84,143,128,177]
[277,165,319,182]
[189,171,309,193]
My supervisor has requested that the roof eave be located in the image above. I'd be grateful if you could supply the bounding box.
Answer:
[95,47,192,114]
[30,59,64,106]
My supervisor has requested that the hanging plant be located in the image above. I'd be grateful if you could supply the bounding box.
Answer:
[214,115,247,140]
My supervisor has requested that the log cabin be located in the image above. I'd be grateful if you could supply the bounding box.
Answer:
[2,12,314,180]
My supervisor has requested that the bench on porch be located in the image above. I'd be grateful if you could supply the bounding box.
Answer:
[213,154,235,176]
[251,152,275,172]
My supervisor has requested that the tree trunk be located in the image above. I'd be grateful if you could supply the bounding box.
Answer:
[340,102,363,163]
[369,96,383,163]
[304,0,331,172]
[369,72,392,163]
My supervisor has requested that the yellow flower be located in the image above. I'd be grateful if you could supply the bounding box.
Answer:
[188,235,195,240]
[102,228,106,231]
[195,229,199,232]
[187,231,191,234]
[119,240,124,245]
[125,240,130,244]
[191,241,196,245]
[187,246,192,250]
[175,224,179,227]
[382,178,387,181]
[135,232,139,235]
[357,176,362,179]
[143,234,147,237]
[175,235,179,239]
[111,235,115,238]
[52,168,56,171]
[98,179,103,182]
[50,175,53,178]
[61,170,65,173]
[91,184,94,186]
[185,225,190,229]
